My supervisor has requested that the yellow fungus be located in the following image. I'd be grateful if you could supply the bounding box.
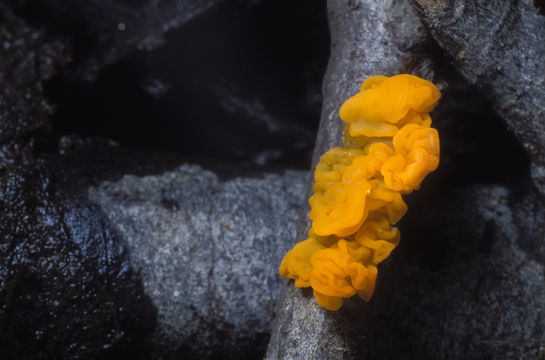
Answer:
[279,237,327,288]
[309,239,378,310]
[280,74,440,310]
[381,124,439,192]
[339,74,440,138]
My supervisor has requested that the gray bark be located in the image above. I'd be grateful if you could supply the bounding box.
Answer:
[409,0,545,194]
[89,165,308,359]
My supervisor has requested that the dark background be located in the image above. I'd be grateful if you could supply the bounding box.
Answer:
[44,0,330,170]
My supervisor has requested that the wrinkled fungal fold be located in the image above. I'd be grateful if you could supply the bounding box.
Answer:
[280,74,441,310]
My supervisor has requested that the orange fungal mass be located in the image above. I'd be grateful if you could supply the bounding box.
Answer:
[280,74,441,310]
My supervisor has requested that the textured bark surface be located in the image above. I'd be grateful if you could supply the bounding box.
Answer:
[409,0,545,194]
[265,0,435,358]
[89,165,307,359]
